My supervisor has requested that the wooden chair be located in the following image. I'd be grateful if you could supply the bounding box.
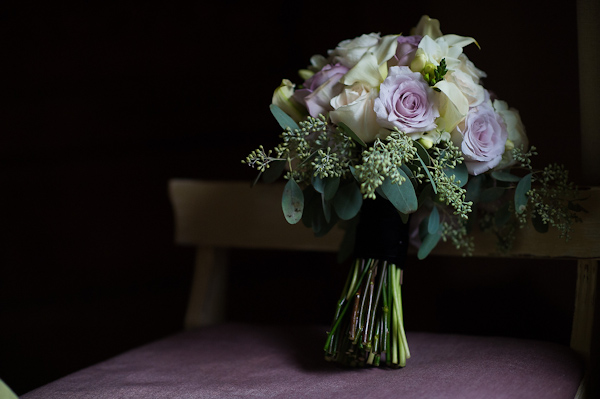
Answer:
[21,179,599,399]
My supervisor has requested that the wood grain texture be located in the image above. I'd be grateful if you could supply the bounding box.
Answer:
[169,180,600,259]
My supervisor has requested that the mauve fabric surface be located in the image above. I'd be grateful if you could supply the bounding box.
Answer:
[22,323,583,399]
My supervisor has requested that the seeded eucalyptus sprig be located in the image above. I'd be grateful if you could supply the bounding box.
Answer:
[244,105,584,258]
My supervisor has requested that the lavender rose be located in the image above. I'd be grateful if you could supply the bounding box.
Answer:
[293,63,349,117]
[390,35,422,67]
[373,66,439,134]
[454,101,508,175]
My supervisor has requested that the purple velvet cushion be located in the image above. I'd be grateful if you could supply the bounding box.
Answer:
[23,323,583,399]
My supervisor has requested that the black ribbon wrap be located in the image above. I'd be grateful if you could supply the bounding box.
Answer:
[352,196,410,266]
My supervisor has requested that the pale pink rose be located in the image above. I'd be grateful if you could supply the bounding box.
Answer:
[455,101,508,175]
[293,64,349,117]
[373,66,439,134]
[389,35,422,67]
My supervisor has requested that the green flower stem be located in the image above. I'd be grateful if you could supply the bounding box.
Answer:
[391,264,410,366]
[324,260,371,355]
[324,258,410,368]
[382,270,391,366]
[361,262,378,347]
[365,262,385,348]
[389,265,398,365]
[349,285,362,341]
[345,259,361,301]
[394,265,405,366]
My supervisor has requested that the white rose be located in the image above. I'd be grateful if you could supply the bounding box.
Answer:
[445,69,485,107]
[493,100,528,170]
[329,83,385,143]
[456,54,486,84]
[328,33,381,68]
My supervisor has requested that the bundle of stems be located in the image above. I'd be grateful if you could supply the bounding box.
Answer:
[324,258,410,367]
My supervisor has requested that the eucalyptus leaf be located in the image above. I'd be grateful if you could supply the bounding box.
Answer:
[281,179,304,224]
[531,211,549,233]
[413,140,431,165]
[399,211,410,224]
[491,170,521,183]
[312,206,338,237]
[381,168,418,214]
[418,232,441,260]
[515,173,532,214]
[376,186,389,201]
[324,176,340,201]
[443,162,468,187]
[400,164,417,188]
[418,183,434,208]
[418,215,428,242]
[494,202,511,228]
[312,175,326,194]
[349,165,358,181]
[262,160,286,183]
[270,104,299,131]
[480,187,506,202]
[338,121,367,147]
[427,206,440,234]
[333,182,363,220]
[301,187,317,229]
[337,217,358,263]
[465,174,484,202]
[416,155,437,194]
[322,194,332,223]
[568,201,588,213]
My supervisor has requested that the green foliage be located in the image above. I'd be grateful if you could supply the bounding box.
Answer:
[427,140,472,219]
[270,104,299,131]
[281,178,303,224]
[332,182,363,220]
[354,130,418,199]
[514,173,532,213]
[245,106,584,257]
[338,121,367,148]
[522,163,582,240]
[424,58,448,87]
[381,168,418,214]
[440,219,474,257]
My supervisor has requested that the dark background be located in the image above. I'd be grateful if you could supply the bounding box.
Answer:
[0,2,586,395]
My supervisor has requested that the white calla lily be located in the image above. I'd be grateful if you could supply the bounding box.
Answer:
[341,53,383,87]
[434,80,469,132]
[413,15,443,39]
[272,79,306,123]
[341,35,398,87]
[443,34,479,50]
[418,34,478,70]
[372,34,400,66]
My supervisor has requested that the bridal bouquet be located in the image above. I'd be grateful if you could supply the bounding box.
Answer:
[243,16,582,368]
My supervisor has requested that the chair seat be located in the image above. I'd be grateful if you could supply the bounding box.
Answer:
[22,323,583,399]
